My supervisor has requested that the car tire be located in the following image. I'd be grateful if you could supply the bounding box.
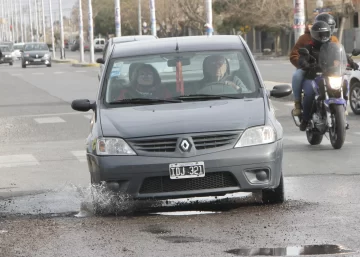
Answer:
[47,63,52,67]
[261,173,285,204]
[350,82,360,115]
[9,62,13,66]
[22,63,26,68]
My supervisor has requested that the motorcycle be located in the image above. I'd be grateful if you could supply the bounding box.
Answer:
[292,42,356,150]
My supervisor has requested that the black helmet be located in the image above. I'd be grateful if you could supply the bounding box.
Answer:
[311,21,331,44]
[315,13,336,34]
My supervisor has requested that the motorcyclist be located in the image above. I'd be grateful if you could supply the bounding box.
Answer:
[290,13,339,117]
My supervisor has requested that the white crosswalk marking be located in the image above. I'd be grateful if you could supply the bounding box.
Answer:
[34,117,66,124]
[0,154,39,168]
[54,71,65,74]
[71,151,87,162]
[75,70,87,73]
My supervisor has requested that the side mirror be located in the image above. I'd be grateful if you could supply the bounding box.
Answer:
[270,85,292,98]
[71,99,96,112]
[298,48,309,56]
[96,58,104,64]
[352,48,360,56]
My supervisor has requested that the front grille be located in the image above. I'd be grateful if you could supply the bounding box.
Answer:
[30,54,43,58]
[192,132,240,150]
[139,172,238,194]
[129,138,178,153]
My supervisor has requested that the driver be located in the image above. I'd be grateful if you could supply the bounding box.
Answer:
[198,55,249,92]
[117,63,171,100]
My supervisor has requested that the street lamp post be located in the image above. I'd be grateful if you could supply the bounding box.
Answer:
[79,0,84,63]
[293,0,305,42]
[59,0,65,59]
[149,0,156,36]
[41,0,46,43]
[48,0,55,58]
[29,0,34,42]
[115,0,121,37]
[88,0,95,63]
[138,0,142,35]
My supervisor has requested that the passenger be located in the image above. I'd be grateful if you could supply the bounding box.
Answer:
[117,63,171,100]
[198,55,249,92]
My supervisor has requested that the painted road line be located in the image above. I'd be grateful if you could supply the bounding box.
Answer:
[54,71,65,74]
[34,117,66,124]
[75,70,87,73]
[5,111,93,119]
[0,154,39,168]
[32,73,44,75]
[71,151,87,162]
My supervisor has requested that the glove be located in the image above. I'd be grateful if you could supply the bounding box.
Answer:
[351,61,359,70]
[298,58,310,69]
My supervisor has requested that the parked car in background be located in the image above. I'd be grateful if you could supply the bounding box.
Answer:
[21,42,52,68]
[0,45,14,65]
[0,41,14,52]
[71,35,292,212]
[94,38,106,52]
[96,35,158,80]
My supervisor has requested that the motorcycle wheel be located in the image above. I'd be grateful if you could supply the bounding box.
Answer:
[350,82,360,115]
[329,105,346,149]
[306,130,323,145]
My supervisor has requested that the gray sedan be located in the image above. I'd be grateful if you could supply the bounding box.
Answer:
[72,35,292,207]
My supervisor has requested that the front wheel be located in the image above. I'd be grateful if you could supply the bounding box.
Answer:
[22,63,26,68]
[350,82,360,115]
[262,173,285,204]
[9,62,13,66]
[329,105,346,149]
[306,130,323,145]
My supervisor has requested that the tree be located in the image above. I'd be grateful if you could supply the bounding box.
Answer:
[178,0,207,35]
[214,0,293,54]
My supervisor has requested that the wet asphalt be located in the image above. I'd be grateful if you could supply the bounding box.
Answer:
[0,59,360,257]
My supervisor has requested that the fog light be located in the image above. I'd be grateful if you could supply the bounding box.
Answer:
[26,61,29,64]
[244,168,270,184]
[256,170,268,181]
[106,182,120,192]
[45,60,49,64]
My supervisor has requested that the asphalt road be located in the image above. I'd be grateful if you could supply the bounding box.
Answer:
[1,59,360,257]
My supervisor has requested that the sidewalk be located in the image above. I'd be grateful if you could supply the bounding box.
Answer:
[52,58,100,67]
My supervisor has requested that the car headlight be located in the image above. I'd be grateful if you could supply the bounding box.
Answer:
[328,77,342,90]
[235,125,276,148]
[5,55,10,58]
[96,137,136,156]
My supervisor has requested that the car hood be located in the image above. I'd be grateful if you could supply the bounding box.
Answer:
[100,98,265,138]
[24,50,49,54]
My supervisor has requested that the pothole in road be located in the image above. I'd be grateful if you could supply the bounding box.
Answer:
[225,244,356,256]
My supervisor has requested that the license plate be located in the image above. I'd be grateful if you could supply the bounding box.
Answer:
[34,59,41,61]
[169,161,205,179]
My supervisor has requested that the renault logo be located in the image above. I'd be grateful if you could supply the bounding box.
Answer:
[180,139,191,152]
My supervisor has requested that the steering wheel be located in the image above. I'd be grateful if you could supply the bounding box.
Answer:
[196,82,239,95]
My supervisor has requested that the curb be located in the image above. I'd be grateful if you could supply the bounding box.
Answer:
[53,58,78,64]
[71,63,100,67]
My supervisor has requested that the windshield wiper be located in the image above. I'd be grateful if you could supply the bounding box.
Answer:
[173,94,242,101]
[109,98,182,105]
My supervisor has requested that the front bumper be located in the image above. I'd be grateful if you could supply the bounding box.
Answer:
[23,57,51,65]
[87,140,284,199]
[0,57,12,63]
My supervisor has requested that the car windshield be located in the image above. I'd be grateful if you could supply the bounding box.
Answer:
[13,45,24,50]
[103,50,261,104]
[0,46,10,52]
[24,44,49,51]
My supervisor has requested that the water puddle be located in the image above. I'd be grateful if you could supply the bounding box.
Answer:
[152,211,221,216]
[225,244,355,256]
[0,184,253,217]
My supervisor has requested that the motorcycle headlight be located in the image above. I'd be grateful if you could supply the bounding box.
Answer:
[96,137,136,156]
[328,77,342,90]
[235,125,277,148]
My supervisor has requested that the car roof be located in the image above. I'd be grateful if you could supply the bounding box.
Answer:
[111,35,244,59]
[111,35,157,44]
